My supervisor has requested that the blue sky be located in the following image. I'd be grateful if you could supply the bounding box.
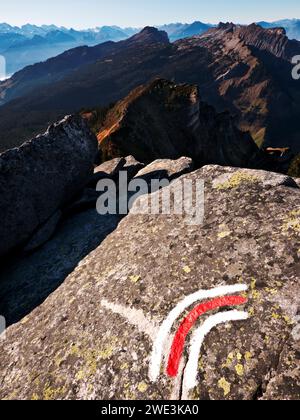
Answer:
[1,0,300,28]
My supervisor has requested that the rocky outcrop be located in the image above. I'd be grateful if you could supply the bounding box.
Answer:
[0,165,299,400]
[0,115,97,257]
[135,157,194,183]
[98,79,261,167]
[94,156,144,180]
[94,157,126,180]
[68,157,190,215]
[91,156,144,186]
[123,156,145,180]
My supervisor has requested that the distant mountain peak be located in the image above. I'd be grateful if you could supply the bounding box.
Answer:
[217,22,236,30]
[129,26,169,44]
[141,26,160,34]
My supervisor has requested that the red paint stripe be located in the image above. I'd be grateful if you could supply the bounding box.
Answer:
[166,295,247,377]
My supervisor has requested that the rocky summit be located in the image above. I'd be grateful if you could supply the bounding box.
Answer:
[0,165,299,400]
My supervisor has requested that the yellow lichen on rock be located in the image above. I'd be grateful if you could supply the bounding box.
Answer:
[71,340,117,382]
[235,364,244,377]
[270,310,294,325]
[130,275,141,284]
[43,385,66,401]
[218,230,232,239]
[282,209,300,234]
[250,278,261,300]
[214,172,259,190]
[120,362,129,370]
[282,315,294,325]
[70,344,80,356]
[75,370,86,381]
[198,357,204,371]
[223,351,235,368]
[245,352,253,363]
[248,307,255,316]
[98,344,114,360]
[265,287,278,295]
[137,382,148,393]
[218,377,231,397]
[183,265,191,274]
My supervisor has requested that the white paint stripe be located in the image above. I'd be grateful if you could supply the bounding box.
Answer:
[170,357,187,400]
[182,310,249,396]
[149,284,248,382]
[101,299,158,341]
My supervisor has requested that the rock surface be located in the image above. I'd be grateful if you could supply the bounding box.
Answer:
[0,165,299,400]
[64,189,100,214]
[23,211,62,253]
[0,115,97,257]
[0,209,121,327]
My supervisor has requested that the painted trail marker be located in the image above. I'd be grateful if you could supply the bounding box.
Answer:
[149,284,248,385]
[166,295,247,378]
[102,284,249,395]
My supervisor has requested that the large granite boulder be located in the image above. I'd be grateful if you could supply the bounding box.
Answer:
[0,165,299,400]
[0,115,98,257]
[0,157,195,327]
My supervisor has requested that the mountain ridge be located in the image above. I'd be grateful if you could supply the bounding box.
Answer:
[0,23,299,154]
[1,19,300,76]
[258,19,300,40]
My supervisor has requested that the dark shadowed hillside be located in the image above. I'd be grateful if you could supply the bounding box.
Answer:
[97,78,262,168]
